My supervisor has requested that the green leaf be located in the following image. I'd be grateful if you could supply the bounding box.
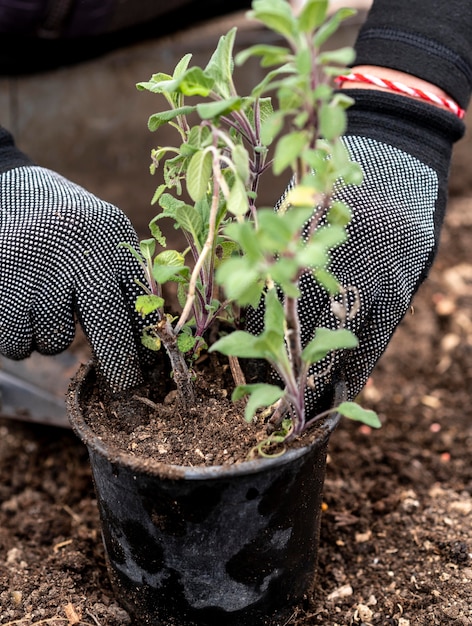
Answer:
[204,27,237,99]
[223,221,263,262]
[232,144,250,184]
[209,330,266,359]
[318,46,355,67]
[313,7,357,47]
[186,150,213,202]
[298,0,329,32]
[295,242,327,268]
[327,201,352,227]
[313,267,340,294]
[232,383,286,422]
[197,97,242,120]
[301,327,358,363]
[179,66,215,96]
[312,224,348,250]
[273,131,308,175]
[249,0,297,41]
[152,250,188,284]
[139,238,156,263]
[260,110,284,146]
[337,401,382,428]
[264,288,285,340]
[136,73,173,92]
[147,106,196,131]
[175,204,204,244]
[135,294,164,317]
[149,217,167,247]
[227,177,249,216]
[235,43,289,68]
[173,53,193,78]
[177,332,197,353]
[319,102,347,140]
[141,327,161,351]
[216,257,263,307]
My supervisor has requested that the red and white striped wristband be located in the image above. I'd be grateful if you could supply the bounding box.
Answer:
[335,72,465,119]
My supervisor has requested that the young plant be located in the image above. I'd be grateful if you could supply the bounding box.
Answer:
[130,0,380,447]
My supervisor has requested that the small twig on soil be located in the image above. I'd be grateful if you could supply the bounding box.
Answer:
[53,538,73,553]
[133,394,161,411]
[282,612,297,626]
[62,504,82,524]
[85,610,102,626]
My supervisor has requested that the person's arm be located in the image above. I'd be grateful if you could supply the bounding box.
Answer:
[351,0,471,112]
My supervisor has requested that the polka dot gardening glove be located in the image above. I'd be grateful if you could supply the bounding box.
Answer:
[0,160,151,393]
[247,91,465,415]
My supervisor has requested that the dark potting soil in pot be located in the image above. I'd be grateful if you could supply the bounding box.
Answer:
[79,351,326,467]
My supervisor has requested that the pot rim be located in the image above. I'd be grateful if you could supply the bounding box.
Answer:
[67,360,342,480]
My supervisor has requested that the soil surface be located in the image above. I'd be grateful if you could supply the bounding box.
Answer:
[2,198,472,623]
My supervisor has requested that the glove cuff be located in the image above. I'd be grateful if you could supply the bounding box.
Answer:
[343,89,465,172]
[0,127,34,173]
[353,0,472,109]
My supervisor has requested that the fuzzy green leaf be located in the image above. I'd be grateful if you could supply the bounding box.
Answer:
[204,27,237,99]
[173,53,193,78]
[298,0,329,32]
[235,43,289,68]
[147,106,196,131]
[312,224,348,250]
[313,7,357,47]
[326,201,352,227]
[318,46,355,67]
[179,66,215,96]
[149,217,167,247]
[177,332,197,354]
[232,383,285,422]
[175,204,204,244]
[249,0,297,40]
[313,267,340,294]
[141,328,161,351]
[227,177,249,216]
[139,238,156,262]
[301,327,357,363]
[197,97,242,120]
[216,257,263,306]
[273,131,308,175]
[264,288,285,339]
[319,102,347,140]
[135,294,164,317]
[209,330,266,358]
[337,401,382,428]
[152,249,188,284]
[187,150,213,202]
[232,144,250,184]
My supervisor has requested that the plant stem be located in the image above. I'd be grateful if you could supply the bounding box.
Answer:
[155,318,196,411]
[174,151,221,335]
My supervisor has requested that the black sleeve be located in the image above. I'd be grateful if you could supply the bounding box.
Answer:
[0,127,34,173]
[353,0,472,109]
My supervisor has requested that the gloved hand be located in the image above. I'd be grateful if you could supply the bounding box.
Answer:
[248,91,465,415]
[0,139,151,393]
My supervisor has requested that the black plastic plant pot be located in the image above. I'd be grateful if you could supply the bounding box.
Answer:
[68,361,341,626]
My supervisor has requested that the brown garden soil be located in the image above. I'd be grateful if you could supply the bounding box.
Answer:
[2,186,472,623]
